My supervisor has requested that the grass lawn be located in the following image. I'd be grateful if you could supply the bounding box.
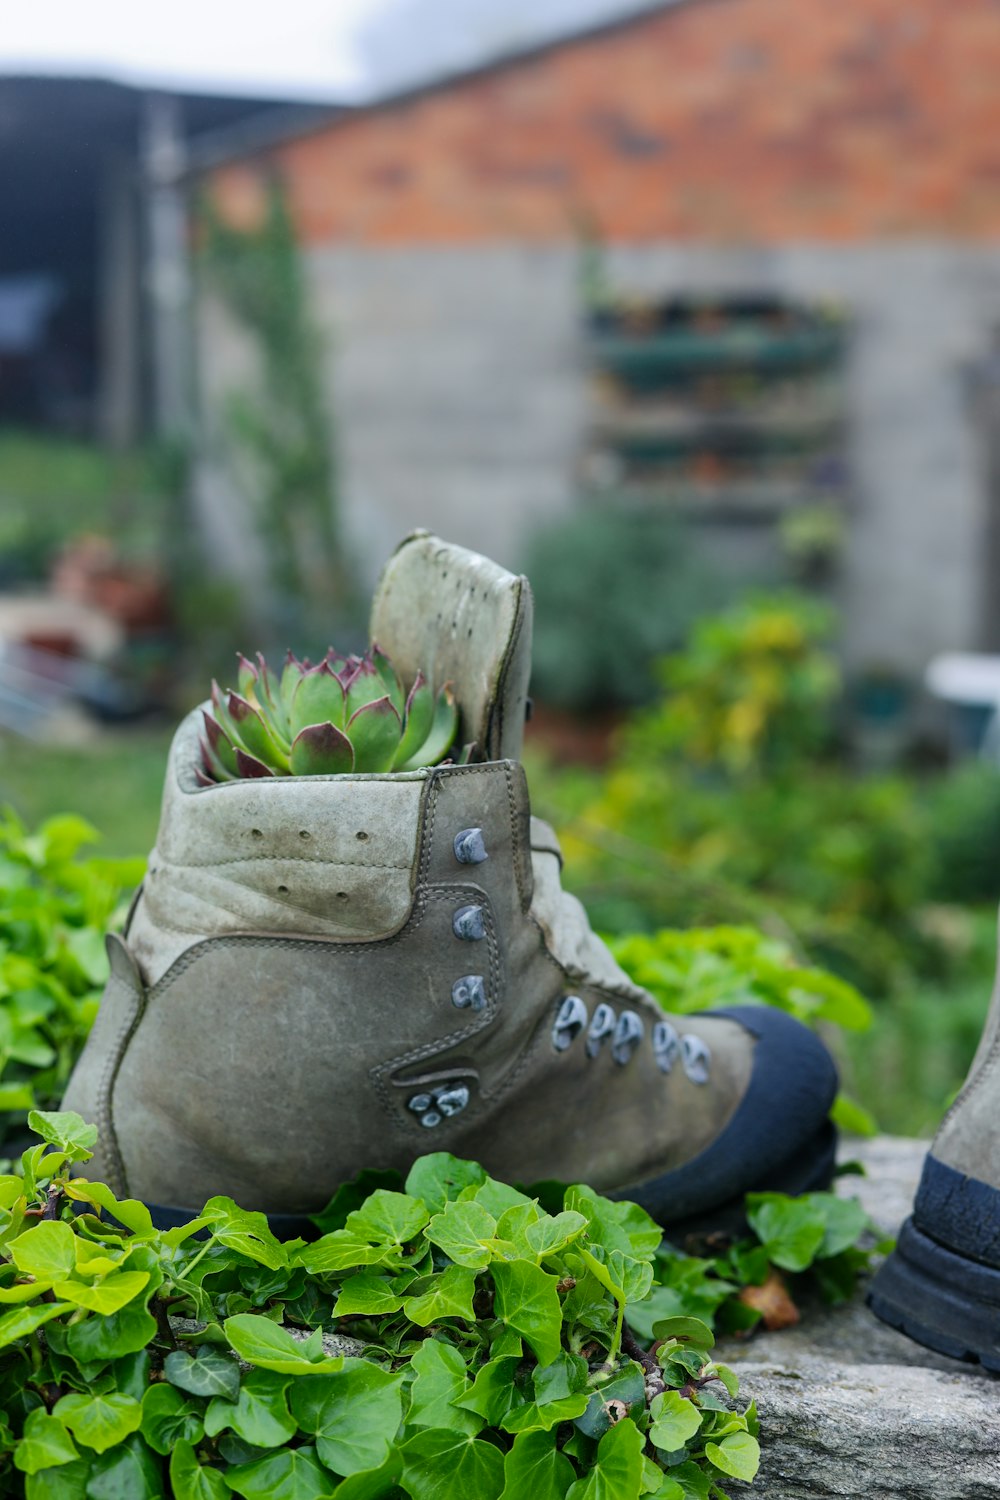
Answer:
[0,726,173,859]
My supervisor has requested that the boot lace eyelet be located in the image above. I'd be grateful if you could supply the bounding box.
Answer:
[552,994,588,1050]
[454,828,488,864]
[612,1010,645,1066]
[586,1002,617,1058]
[453,904,486,941]
[408,1083,471,1126]
[452,974,487,1010]
[681,1035,711,1084]
[652,1020,681,1074]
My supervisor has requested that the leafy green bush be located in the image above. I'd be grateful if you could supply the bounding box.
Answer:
[625,593,839,776]
[0,812,144,1146]
[927,762,1000,906]
[0,1113,882,1499]
[523,510,723,712]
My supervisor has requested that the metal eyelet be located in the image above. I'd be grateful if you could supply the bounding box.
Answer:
[612,1010,645,1066]
[652,1020,681,1074]
[452,975,487,1011]
[552,994,588,1051]
[453,904,486,941]
[586,1002,617,1058]
[454,828,488,864]
[681,1035,711,1085]
[408,1083,470,1127]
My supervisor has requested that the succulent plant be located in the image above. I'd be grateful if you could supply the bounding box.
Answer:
[198,646,459,782]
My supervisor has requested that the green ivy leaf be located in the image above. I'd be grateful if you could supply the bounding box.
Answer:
[65,1299,158,1362]
[744,1195,826,1272]
[330,1451,402,1498]
[649,1391,703,1455]
[140,1384,205,1456]
[404,1154,487,1214]
[13,1408,79,1475]
[399,1427,505,1500]
[491,1261,563,1367]
[704,1430,761,1482]
[53,1270,150,1315]
[425,1200,498,1269]
[563,1186,662,1259]
[648,1317,715,1351]
[0,1298,73,1349]
[525,1211,588,1260]
[26,1110,97,1161]
[53,1391,142,1455]
[164,1345,241,1402]
[223,1315,345,1375]
[169,1440,230,1500]
[25,1457,92,1499]
[403,1265,477,1325]
[289,1359,404,1476]
[332,1272,403,1318]
[465,1178,534,1219]
[205,1368,296,1449]
[455,1356,524,1427]
[574,1366,645,1440]
[501,1394,590,1434]
[344,1190,429,1247]
[406,1337,479,1435]
[533,1351,588,1404]
[499,1429,576,1500]
[201,1199,288,1271]
[85,1434,164,1499]
[223,1444,335,1499]
[565,1418,644,1500]
[8,1219,77,1278]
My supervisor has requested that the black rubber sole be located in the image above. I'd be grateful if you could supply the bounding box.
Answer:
[868,1217,1000,1374]
[658,1117,838,1244]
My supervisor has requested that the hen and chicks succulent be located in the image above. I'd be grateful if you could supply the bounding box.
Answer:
[199,646,458,783]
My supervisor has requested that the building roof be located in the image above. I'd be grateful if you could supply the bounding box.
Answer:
[187,0,686,174]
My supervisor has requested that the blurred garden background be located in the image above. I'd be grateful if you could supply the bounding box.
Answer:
[2,0,1000,1146]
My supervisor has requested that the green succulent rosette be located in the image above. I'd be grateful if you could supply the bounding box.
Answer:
[199,646,459,782]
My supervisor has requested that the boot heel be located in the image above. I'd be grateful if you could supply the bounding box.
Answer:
[868,1218,1000,1372]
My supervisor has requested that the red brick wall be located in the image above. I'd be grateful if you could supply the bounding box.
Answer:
[211,0,1000,243]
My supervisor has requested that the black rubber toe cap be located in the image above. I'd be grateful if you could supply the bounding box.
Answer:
[616,1004,839,1226]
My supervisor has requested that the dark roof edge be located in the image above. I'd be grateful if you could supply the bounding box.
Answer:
[187,0,693,175]
[184,101,350,175]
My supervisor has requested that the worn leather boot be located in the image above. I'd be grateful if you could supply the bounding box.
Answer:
[869,920,1000,1370]
[63,532,837,1234]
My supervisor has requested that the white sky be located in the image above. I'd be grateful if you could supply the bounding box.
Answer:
[0,0,647,102]
[0,0,378,100]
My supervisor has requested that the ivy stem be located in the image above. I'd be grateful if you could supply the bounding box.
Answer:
[608,1294,626,1366]
[176,1232,220,1283]
[620,1324,659,1376]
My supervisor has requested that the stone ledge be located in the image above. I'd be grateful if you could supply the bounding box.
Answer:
[715,1137,1000,1499]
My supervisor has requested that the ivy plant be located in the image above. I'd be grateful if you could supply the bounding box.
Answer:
[0,1112,882,1499]
[0,811,144,1145]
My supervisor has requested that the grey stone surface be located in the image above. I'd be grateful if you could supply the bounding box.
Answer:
[716,1136,1000,1498]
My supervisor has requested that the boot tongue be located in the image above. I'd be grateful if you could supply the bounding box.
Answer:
[369,531,533,762]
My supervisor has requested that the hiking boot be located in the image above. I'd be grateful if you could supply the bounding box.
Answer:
[868,922,1000,1370]
[63,531,838,1235]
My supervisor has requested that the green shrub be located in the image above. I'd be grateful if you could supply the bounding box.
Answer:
[0,1112,882,1498]
[927,762,1000,906]
[0,812,144,1148]
[625,593,839,776]
[523,509,723,712]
